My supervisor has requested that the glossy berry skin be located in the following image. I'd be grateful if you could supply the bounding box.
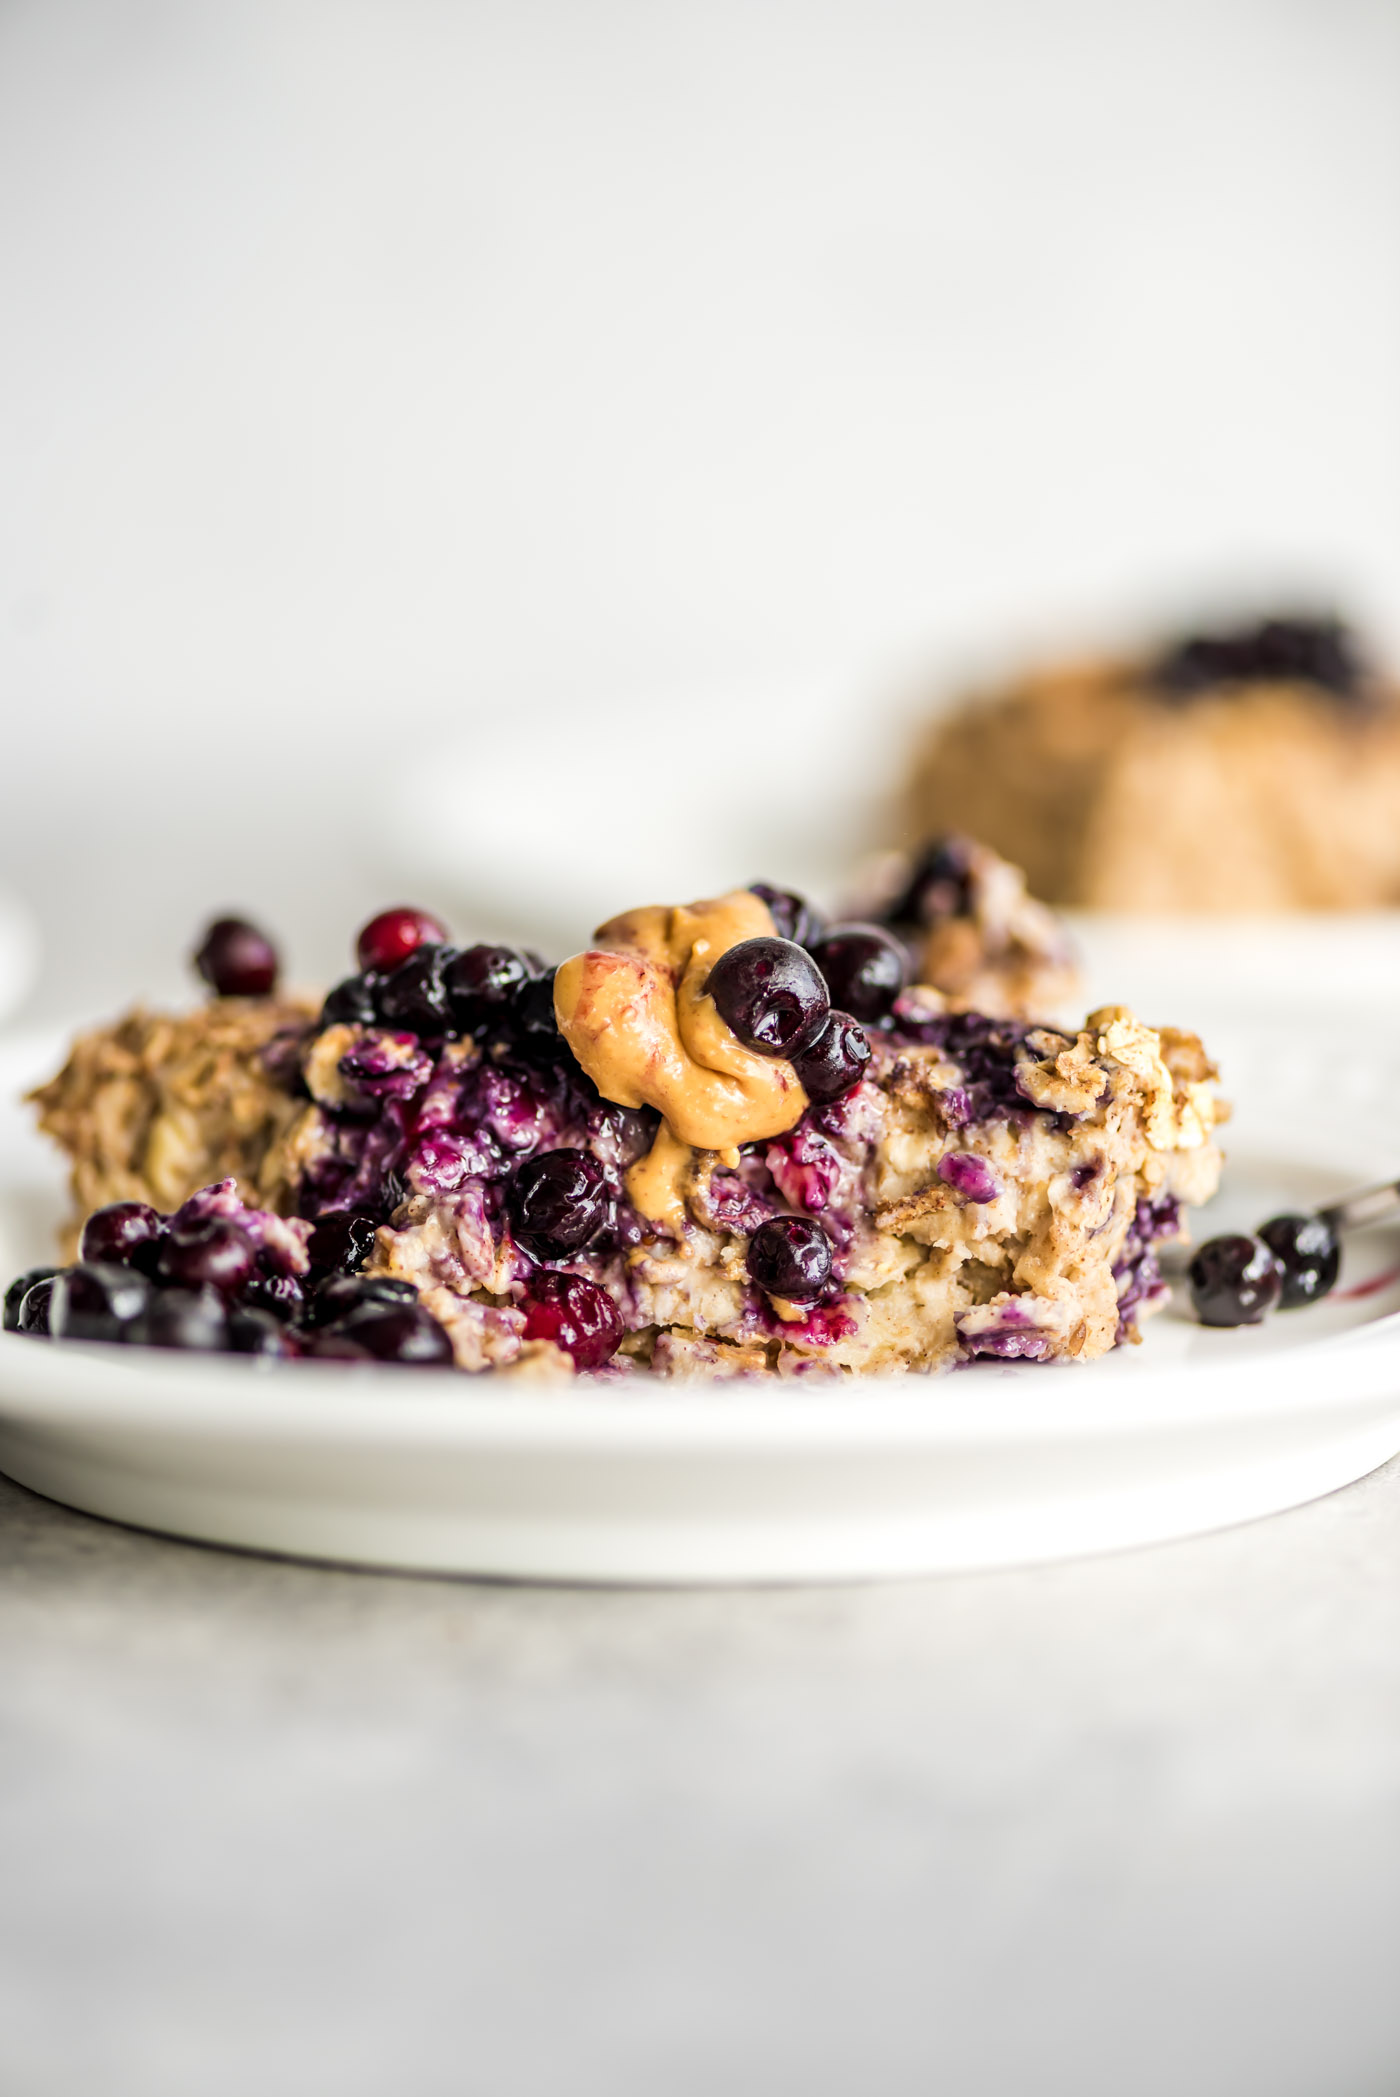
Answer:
[227,1306,299,1357]
[158,1219,256,1298]
[79,1201,167,1276]
[320,973,382,1027]
[356,907,448,975]
[308,1273,419,1329]
[306,1210,380,1275]
[17,1276,57,1335]
[241,1270,305,1324]
[511,969,561,1051]
[520,1272,623,1371]
[706,938,830,1058]
[446,945,533,1031]
[792,1011,870,1102]
[749,883,824,949]
[1257,1213,1341,1310]
[194,917,280,998]
[338,1301,455,1366]
[130,1286,229,1351]
[508,1150,610,1259]
[5,1266,57,1332]
[807,923,908,1025]
[376,944,455,1036]
[1187,1234,1284,1327]
[747,1216,834,1302]
[50,1262,151,1342]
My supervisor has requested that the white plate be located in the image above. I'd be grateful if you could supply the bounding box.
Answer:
[3,1026,1400,1583]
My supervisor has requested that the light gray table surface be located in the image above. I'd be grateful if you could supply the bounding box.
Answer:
[0,1455,1396,2097]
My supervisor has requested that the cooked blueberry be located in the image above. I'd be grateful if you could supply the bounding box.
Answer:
[512,968,561,1046]
[747,1216,833,1301]
[446,945,533,1030]
[240,1270,305,1323]
[320,973,383,1027]
[17,1276,57,1336]
[376,943,456,1037]
[49,1262,151,1342]
[508,1150,609,1259]
[338,1301,455,1365]
[706,938,830,1058]
[308,1272,419,1328]
[520,1271,623,1371]
[1154,616,1362,700]
[890,837,975,926]
[791,1010,870,1102]
[1187,1234,1283,1327]
[79,1201,167,1275]
[807,923,908,1024]
[749,883,824,949]
[307,1330,373,1361]
[5,1266,57,1332]
[227,1306,300,1357]
[158,1219,256,1297]
[193,916,280,998]
[129,1286,229,1351]
[355,907,448,975]
[1257,1213,1341,1310]
[306,1210,380,1275]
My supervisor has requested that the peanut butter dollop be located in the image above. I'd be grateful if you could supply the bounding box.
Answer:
[553,892,810,1174]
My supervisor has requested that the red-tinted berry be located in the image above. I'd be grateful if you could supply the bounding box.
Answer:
[807,924,908,1024]
[747,1216,833,1301]
[508,1150,609,1259]
[707,937,830,1058]
[79,1201,166,1275]
[356,907,448,975]
[194,917,280,998]
[521,1272,622,1371]
[157,1219,256,1298]
[1187,1234,1283,1327]
[1257,1213,1341,1309]
[792,1011,870,1102]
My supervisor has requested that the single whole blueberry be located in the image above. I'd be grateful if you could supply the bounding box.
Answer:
[320,973,383,1028]
[5,1265,58,1332]
[337,1301,455,1366]
[227,1305,299,1357]
[376,943,456,1036]
[445,945,534,1031]
[356,907,449,975]
[130,1286,229,1351]
[890,837,976,926]
[747,1216,834,1302]
[807,923,908,1025]
[240,1269,306,1323]
[79,1201,167,1275]
[520,1271,623,1372]
[18,1276,57,1335]
[706,938,830,1058]
[193,916,280,998]
[749,883,824,949]
[158,1219,256,1298]
[508,1150,610,1259]
[791,1010,870,1102]
[308,1273,419,1328]
[1187,1234,1284,1327]
[1257,1213,1341,1310]
[306,1210,380,1275]
[50,1262,151,1342]
[511,968,561,1049]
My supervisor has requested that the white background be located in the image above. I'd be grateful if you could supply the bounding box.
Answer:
[2,0,1399,1015]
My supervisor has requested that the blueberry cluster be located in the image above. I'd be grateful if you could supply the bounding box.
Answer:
[1187,1213,1341,1328]
[318,907,558,1050]
[3,1190,453,1365]
[1152,617,1363,702]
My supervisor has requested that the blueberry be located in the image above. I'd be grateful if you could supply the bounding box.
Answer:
[240,1269,306,1323]
[356,907,449,976]
[79,1201,167,1276]
[158,1219,256,1297]
[791,1010,870,1102]
[129,1286,229,1351]
[807,924,908,1025]
[445,945,534,1031]
[889,837,975,926]
[1187,1234,1283,1327]
[747,1216,833,1301]
[307,1273,419,1328]
[520,1272,623,1371]
[227,1306,299,1357]
[193,916,280,998]
[5,1266,57,1332]
[49,1262,152,1342]
[1154,617,1362,700]
[508,1150,609,1259]
[337,1302,455,1366]
[377,943,456,1036]
[17,1276,57,1335]
[512,968,561,1049]
[320,973,383,1027]
[749,883,824,949]
[1257,1213,1341,1310]
[706,938,830,1058]
[306,1210,380,1275]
